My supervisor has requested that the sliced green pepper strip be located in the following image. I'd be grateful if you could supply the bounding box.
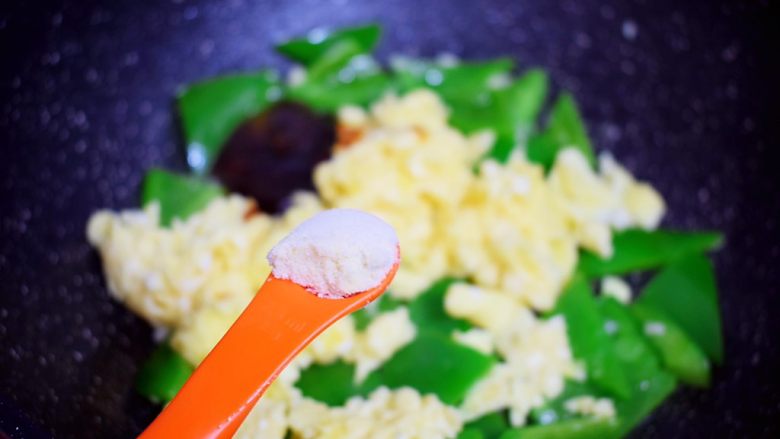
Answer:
[535,298,676,437]
[393,58,515,160]
[630,303,711,387]
[489,69,548,162]
[276,25,381,66]
[408,278,472,336]
[497,69,549,131]
[393,58,514,101]
[463,411,510,439]
[287,73,394,113]
[526,93,595,171]
[596,297,678,436]
[362,332,494,405]
[530,380,601,425]
[141,169,224,227]
[389,58,549,163]
[499,418,618,439]
[304,39,364,83]
[458,429,486,439]
[449,69,548,163]
[436,58,514,100]
[294,360,361,406]
[597,298,661,378]
[178,71,279,173]
[553,276,631,398]
[532,299,677,437]
[135,343,194,404]
[578,229,724,278]
[615,369,677,436]
[637,254,724,364]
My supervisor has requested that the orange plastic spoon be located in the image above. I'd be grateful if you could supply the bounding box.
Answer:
[139,258,398,439]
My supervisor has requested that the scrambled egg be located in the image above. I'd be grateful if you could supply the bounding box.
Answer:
[600,275,633,304]
[452,329,495,355]
[87,89,664,437]
[564,396,617,420]
[317,91,490,298]
[346,307,417,381]
[316,90,664,309]
[298,307,417,382]
[548,150,664,257]
[446,283,583,426]
[234,382,293,439]
[236,378,459,439]
[288,387,462,439]
[88,193,323,364]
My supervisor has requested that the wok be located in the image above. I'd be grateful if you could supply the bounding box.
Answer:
[1,0,778,437]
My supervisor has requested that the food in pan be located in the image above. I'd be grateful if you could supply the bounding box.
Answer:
[87,24,723,438]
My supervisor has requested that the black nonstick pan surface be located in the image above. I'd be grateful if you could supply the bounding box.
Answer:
[1,0,778,437]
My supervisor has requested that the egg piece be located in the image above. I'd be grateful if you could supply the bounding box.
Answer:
[460,315,582,427]
[87,193,323,363]
[564,396,617,420]
[170,300,246,365]
[452,329,495,355]
[348,307,416,382]
[444,283,521,334]
[288,387,462,439]
[601,276,633,304]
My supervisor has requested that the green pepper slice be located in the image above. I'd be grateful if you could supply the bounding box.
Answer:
[499,418,618,439]
[287,73,394,113]
[407,278,471,336]
[449,69,548,162]
[362,332,494,405]
[294,360,361,406]
[304,39,365,83]
[631,303,711,387]
[393,58,514,100]
[636,254,724,364]
[135,343,194,404]
[276,25,381,66]
[597,298,678,436]
[530,380,600,425]
[141,169,223,226]
[578,229,723,278]
[553,276,631,398]
[463,411,510,439]
[178,72,279,173]
[458,429,486,439]
[526,93,595,171]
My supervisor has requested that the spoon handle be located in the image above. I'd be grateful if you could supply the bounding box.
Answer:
[139,275,373,439]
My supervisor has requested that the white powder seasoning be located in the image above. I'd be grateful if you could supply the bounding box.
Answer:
[267,209,399,298]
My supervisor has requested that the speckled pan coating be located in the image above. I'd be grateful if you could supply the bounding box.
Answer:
[0,1,778,438]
